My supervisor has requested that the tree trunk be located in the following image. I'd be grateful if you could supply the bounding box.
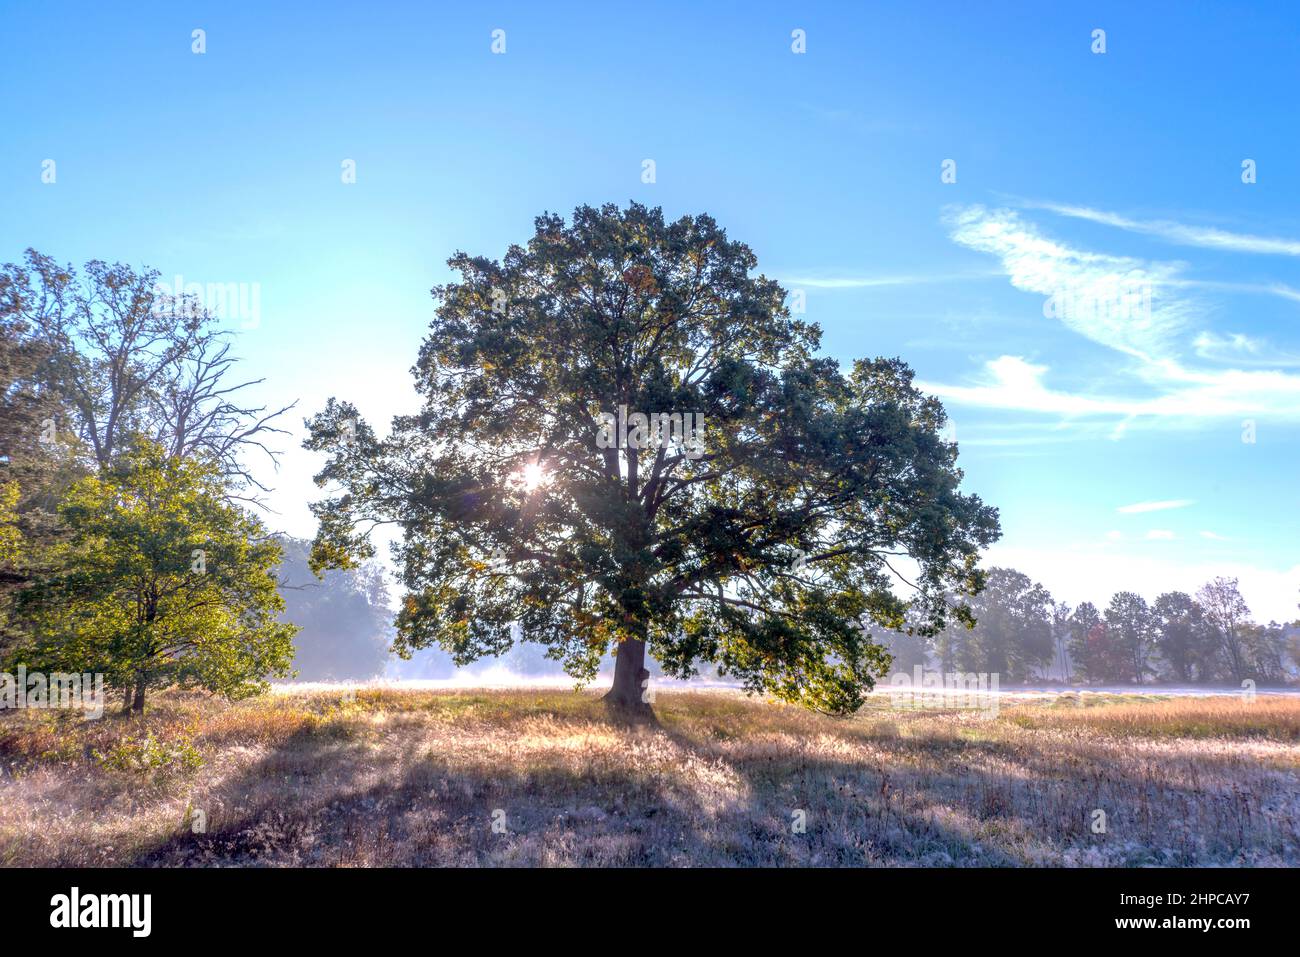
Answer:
[603,633,653,716]
[121,686,132,716]
[1227,633,1246,683]
[130,676,146,715]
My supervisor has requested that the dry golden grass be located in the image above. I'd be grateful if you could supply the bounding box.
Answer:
[1008,694,1300,741]
[1,688,1297,867]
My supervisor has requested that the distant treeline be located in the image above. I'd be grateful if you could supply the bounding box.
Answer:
[884,567,1299,686]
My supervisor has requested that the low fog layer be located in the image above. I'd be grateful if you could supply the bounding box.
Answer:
[275,535,725,687]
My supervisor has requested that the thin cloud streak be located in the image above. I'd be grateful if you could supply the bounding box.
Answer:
[919,353,1300,422]
[925,205,1300,428]
[778,271,997,289]
[944,204,1193,360]
[1023,200,1300,257]
[1117,499,1195,514]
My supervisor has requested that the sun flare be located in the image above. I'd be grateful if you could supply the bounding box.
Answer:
[520,462,547,491]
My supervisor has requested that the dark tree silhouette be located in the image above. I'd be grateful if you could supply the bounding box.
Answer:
[306,204,999,716]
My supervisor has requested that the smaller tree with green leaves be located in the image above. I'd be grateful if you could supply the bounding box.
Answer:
[1067,601,1111,684]
[1240,621,1288,684]
[1152,591,1214,683]
[1197,577,1252,683]
[13,441,296,713]
[956,567,1054,681]
[1104,591,1156,685]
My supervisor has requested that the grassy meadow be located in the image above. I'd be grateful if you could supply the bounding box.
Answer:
[1,688,1297,867]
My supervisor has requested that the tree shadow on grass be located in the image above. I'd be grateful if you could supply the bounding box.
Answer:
[650,711,1299,866]
[130,700,1299,867]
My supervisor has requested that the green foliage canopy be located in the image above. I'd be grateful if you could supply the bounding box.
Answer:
[306,203,1000,714]
[14,441,296,710]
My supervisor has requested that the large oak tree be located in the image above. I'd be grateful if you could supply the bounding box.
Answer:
[306,203,999,715]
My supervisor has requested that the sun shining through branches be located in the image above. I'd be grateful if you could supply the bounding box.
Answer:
[520,462,547,492]
[304,202,1000,717]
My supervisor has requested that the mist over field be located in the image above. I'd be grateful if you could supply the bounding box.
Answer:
[275,544,1300,695]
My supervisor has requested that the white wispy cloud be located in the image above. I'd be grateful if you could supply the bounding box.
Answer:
[778,271,993,289]
[1193,331,1300,367]
[1199,530,1230,541]
[944,205,1194,360]
[917,353,1300,421]
[923,205,1300,426]
[1145,529,1177,540]
[1023,200,1300,257]
[1174,278,1300,304]
[1117,499,1195,514]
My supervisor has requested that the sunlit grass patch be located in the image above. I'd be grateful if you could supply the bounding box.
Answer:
[2,687,1297,867]
[1004,695,1300,740]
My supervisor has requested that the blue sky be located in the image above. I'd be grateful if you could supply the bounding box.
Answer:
[2,1,1298,621]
